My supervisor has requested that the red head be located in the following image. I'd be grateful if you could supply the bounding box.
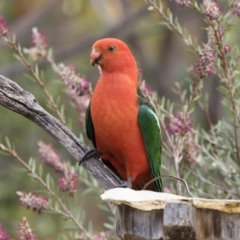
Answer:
[90,38,137,75]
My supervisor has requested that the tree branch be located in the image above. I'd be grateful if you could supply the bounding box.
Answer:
[0,75,124,190]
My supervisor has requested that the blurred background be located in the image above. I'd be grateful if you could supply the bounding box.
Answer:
[0,0,238,238]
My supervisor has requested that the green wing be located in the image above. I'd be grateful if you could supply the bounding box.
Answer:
[85,101,96,147]
[137,88,162,192]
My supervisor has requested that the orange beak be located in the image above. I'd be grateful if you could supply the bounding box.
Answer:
[90,49,101,66]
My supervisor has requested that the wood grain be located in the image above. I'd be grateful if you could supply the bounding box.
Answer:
[102,188,240,240]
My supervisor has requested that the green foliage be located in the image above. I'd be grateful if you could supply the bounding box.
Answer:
[146,0,240,199]
[1,0,240,239]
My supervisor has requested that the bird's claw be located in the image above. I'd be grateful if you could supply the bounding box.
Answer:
[117,176,132,189]
[79,149,102,165]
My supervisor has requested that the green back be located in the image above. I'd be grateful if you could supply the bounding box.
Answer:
[137,88,162,192]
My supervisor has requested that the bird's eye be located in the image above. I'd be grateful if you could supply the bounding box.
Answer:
[108,46,116,52]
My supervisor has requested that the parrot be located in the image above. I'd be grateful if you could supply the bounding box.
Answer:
[80,38,162,191]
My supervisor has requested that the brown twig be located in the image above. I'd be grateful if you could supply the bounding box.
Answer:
[142,174,195,197]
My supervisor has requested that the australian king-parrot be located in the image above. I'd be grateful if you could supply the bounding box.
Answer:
[80,38,162,192]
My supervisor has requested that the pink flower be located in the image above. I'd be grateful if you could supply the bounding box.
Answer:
[175,0,191,7]
[140,81,153,97]
[0,224,10,240]
[181,131,199,163]
[17,191,49,214]
[224,44,231,54]
[32,27,47,49]
[16,217,36,240]
[232,1,240,17]
[0,16,9,37]
[23,28,47,61]
[75,94,91,123]
[138,69,153,97]
[203,0,221,19]
[57,63,91,122]
[58,172,78,195]
[169,112,198,163]
[73,94,91,112]
[169,111,193,135]
[38,141,66,173]
[195,43,215,78]
[206,26,215,43]
[59,63,91,97]
[91,230,113,240]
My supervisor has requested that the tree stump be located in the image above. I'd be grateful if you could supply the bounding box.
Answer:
[101,188,240,240]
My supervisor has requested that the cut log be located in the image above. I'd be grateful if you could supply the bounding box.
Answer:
[101,188,240,240]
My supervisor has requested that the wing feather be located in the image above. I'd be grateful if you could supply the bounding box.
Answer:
[137,88,162,192]
[85,101,96,147]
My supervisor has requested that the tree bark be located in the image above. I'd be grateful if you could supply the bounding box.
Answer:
[0,75,124,190]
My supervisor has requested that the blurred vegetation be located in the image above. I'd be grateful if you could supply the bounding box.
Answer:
[1,0,240,239]
[0,1,168,238]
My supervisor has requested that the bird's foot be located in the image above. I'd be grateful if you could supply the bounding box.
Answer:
[79,148,102,165]
[117,176,132,189]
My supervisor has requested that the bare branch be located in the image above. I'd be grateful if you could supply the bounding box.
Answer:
[0,75,124,190]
